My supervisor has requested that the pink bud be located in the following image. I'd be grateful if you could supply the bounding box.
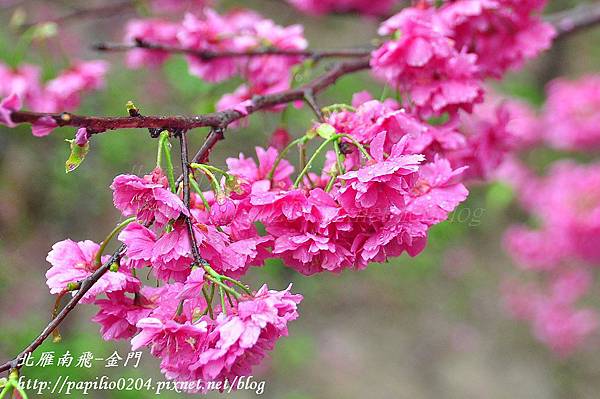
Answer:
[269,127,291,150]
[209,196,236,225]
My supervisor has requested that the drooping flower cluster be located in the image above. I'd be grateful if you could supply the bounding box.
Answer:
[228,98,470,275]
[0,60,109,136]
[123,8,307,115]
[371,0,555,116]
[40,87,474,386]
[45,163,301,388]
[500,160,600,355]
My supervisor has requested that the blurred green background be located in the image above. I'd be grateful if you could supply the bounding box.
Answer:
[1,0,600,398]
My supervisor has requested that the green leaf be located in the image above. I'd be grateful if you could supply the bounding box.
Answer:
[65,139,90,173]
[316,123,336,139]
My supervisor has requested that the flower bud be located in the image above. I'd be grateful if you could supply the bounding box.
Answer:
[209,196,236,225]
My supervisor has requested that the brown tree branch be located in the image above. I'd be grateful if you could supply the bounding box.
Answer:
[548,2,600,38]
[0,245,126,373]
[178,130,207,268]
[94,40,372,61]
[9,57,370,133]
[21,0,135,30]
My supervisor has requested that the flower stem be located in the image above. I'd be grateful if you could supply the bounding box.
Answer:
[267,136,309,182]
[51,290,68,343]
[189,174,211,211]
[192,164,228,176]
[94,216,136,267]
[190,163,221,195]
[0,382,12,399]
[205,275,241,299]
[219,286,227,316]
[156,130,167,169]
[293,135,338,187]
[220,275,253,295]
[201,285,214,319]
[338,134,373,160]
[161,135,177,193]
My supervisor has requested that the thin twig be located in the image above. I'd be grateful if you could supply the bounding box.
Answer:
[21,0,135,29]
[0,245,126,373]
[9,57,371,133]
[548,2,600,38]
[303,89,324,121]
[94,40,372,61]
[178,130,207,267]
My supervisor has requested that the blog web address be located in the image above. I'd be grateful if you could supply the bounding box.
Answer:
[17,375,266,395]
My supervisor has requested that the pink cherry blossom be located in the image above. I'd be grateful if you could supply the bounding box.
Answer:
[35,60,109,112]
[532,302,598,357]
[0,63,42,102]
[439,0,556,77]
[149,0,211,13]
[124,19,180,68]
[371,8,483,117]
[209,196,237,226]
[407,156,468,225]
[335,140,424,216]
[149,222,194,282]
[46,239,138,303]
[226,146,294,190]
[1,60,108,114]
[542,75,600,151]
[189,284,302,382]
[92,290,154,341]
[111,170,188,227]
[178,268,206,299]
[268,127,291,150]
[132,317,209,382]
[504,161,600,268]
[118,222,157,270]
[31,116,58,137]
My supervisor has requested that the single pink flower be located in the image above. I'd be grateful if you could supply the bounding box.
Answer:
[209,196,237,226]
[178,268,206,299]
[111,171,188,227]
[226,146,294,190]
[124,19,180,68]
[335,140,424,216]
[543,75,600,151]
[46,239,138,303]
[92,291,153,341]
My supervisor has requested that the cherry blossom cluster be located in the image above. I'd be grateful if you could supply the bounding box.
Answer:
[2,0,599,392]
[0,60,108,136]
[484,75,600,154]
[501,160,600,356]
[123,8,307,114]
[496,75,600,355]
[370,0,555,117]
[44,161,301,389]
[38,85,473,387]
